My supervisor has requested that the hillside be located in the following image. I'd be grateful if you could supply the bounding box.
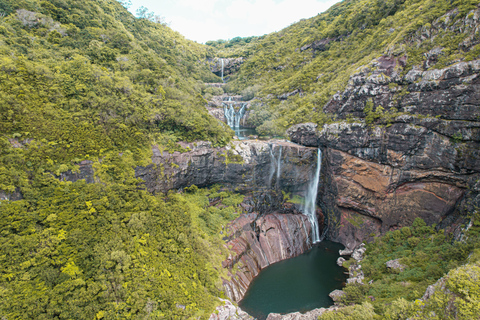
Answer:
[0,0,233,318]
[216,0,480,136]
[0,0,479,319]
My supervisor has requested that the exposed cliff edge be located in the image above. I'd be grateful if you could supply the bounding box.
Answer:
[288,58,480,250]
[134,140,318,194]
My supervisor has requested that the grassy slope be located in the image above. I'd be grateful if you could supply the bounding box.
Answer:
[218,0,480,135]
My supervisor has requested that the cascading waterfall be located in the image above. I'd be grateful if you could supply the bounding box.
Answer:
[223,97,247,130]
[304,149,322,244]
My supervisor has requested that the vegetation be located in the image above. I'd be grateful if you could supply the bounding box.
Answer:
[1,0,479,318]
[217,0,480,136]
[0,174,246,318]
[0,0,236,318]
[320,216,480,319]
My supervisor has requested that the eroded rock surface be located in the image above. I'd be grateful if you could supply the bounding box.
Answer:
[288,59,480,250]
[135,140,318,195]
[209,299,253,320]
[222,212,312,302]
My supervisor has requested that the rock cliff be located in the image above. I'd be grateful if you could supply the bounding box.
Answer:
[288,57,480,249]
[135,140,318,195]
[210,58,245,79]
[222,211,312,302]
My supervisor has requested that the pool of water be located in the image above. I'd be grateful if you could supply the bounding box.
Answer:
[239,241,346,320]
[235,126,257,140]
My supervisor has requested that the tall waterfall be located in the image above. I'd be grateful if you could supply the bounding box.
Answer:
[276,145,282,189]
[268,145,276,187]
[221,59,224,82]
[304,149,322,244]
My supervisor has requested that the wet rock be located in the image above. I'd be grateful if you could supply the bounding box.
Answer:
[336,257,346,266]
[222,212,312,302]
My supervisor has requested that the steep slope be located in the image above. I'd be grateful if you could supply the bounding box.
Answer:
[0,0,233,318]
[219,0,480,136]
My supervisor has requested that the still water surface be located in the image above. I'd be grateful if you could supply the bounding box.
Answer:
[239,241,346,320]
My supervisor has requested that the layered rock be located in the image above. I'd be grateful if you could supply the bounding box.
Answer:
[288,56,480,249]
[222,212,312,302]
[210,58,245,78]
[135,140,318,194]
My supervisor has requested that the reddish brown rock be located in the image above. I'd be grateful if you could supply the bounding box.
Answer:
[222,212,312,302]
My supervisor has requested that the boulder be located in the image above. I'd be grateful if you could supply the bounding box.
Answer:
[329,289,346,302]
[386,259,407,272]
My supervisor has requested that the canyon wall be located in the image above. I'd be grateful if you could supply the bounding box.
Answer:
[288,58,480,250]
[134,140,318,194]
[222,211,312,302]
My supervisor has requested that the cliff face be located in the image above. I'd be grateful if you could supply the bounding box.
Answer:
[288,59,480,249]
[134,140,318,194]
[222,211,312,302]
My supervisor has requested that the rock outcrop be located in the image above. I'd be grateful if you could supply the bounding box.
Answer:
[266,306,340,320]
[222,212,312,302]
[135,140,318,195]
[210,58,245,79]
[285,7,480,250]
[209,299,253,320]
[288,61,480,250]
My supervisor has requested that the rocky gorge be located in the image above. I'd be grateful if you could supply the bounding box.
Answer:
[287,57,480,251]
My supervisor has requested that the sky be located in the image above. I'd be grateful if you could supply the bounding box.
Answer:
[128,0,341,43]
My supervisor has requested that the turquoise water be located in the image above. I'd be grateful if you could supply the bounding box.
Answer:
[239,241,346,320]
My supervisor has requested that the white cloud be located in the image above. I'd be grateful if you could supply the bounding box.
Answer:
[176,0,220,14]
[130,0,340,43]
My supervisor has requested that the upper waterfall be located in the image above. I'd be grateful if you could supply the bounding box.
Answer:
[221,58,224,82]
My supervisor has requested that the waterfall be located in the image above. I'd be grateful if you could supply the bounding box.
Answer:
[276,145,282,189]
[222,98,247,130]
[268,145,276,187]
[304,149,322,244]
[221,59,224,82]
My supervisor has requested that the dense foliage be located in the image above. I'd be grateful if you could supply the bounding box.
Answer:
[0,172,246,318]
[0,0,237,318]
[217,0,480,136]
[320,216,480,319]
[1,0,479,318]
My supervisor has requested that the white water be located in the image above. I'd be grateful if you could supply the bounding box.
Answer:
[221,59,224,82]
[304,149,322,244]
[276,145,282,189]
[223,97,247,130]
[268,145,276,187]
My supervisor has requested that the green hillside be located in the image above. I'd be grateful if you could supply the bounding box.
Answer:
[0,0,479,318]
[0,0,233,318]
[218,0,480,135]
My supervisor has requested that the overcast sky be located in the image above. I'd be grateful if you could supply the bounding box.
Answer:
[128,0,341,43]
